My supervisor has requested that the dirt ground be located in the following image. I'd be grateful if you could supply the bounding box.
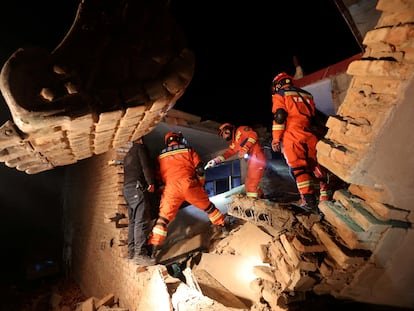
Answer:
[0,276,85,311]
[2,270,404,311]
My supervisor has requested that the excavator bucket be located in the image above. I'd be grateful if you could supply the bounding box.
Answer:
[0,0,194,174]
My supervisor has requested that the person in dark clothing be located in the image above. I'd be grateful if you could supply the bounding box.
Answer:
[122,136,156,266]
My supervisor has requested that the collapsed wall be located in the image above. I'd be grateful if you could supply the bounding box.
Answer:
[314,0,414,306]
[0,0,194,174]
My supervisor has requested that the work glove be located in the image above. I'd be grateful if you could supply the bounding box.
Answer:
[271,139,281,152]
[204,159,217,170]
[238,147,249,159]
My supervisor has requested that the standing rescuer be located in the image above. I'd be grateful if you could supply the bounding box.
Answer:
[122,137,156,266]
[270,71,333,214]
[205,123,267,199]
[147,132,226,259]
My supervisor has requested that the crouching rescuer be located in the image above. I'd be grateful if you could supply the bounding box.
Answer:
[147,132,226,260]
[205,123,267,199]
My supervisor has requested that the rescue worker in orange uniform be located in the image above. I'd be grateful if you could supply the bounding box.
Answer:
[205,123,267,199]
[271,72,333,214]
[147,132,226,259]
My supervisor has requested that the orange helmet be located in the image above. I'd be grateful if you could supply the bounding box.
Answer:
[272,72,294,93]
[218,123,235,141]
[164,132,181,146]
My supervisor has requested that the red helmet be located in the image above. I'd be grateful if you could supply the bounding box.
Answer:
[164,132,181,146]
[272,72,294,93]
[218,123,235,141]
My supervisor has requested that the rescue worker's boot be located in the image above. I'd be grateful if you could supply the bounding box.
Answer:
[219,222,230,238]
[218,214,236,238]
[147,244,158,262]
[128,248,134,260]
[301,194,322,215]
[133,249,156,266]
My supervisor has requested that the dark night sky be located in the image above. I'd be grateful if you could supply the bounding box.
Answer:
[0,1,77,122]
[0,1,78,283]
[171,0,362,126]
